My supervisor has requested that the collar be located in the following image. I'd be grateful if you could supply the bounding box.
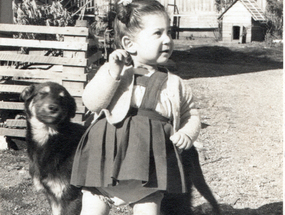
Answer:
[133,67,155,77]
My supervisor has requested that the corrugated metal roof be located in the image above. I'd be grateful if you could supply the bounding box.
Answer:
[218,0,266,21]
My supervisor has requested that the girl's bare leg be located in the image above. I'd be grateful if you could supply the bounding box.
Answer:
[80,190,110,215]
[132,192,164,215]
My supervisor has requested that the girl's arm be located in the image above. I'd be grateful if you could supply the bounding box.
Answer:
[82,50,129,113]
[173,80,201,149]
[82,63,120,113]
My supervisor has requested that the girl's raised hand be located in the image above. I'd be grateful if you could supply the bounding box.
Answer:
[170,132,193,151]
[108,49,129,80]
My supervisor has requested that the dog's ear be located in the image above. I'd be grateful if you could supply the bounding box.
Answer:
[20,84,36,102]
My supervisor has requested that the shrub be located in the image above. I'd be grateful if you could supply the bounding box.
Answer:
[13,0,74,27]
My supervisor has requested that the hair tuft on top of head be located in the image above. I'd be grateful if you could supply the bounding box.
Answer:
[116,2,132,25]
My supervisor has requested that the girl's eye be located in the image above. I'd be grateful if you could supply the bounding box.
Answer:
[167,30,172,35]
[154,31,162,36]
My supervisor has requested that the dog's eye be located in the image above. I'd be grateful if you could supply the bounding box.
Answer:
[39,91,48,96]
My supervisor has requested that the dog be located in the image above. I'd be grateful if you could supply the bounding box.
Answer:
[20,82,86,215]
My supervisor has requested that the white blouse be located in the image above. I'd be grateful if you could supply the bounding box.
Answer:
[130,73,173,120]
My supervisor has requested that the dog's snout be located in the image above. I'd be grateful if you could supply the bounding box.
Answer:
[48,104,59,113]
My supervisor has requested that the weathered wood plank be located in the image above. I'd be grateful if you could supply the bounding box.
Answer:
[0,85,87,101]
[0,24,88,36]
[64,36,87,43]
[0,102,24,110]
[63,37,88,59]
[0,128,26,137]
[0,67,87,82]
[4,117,86,128]
[0,101,85,113]
[76,105,86,114]
[62,66,85,75]
[5,119,26,128]
[0,38,88,51]
[0,85,26,93]
[62,81,84,97]
[0,53,87,66]
[71,114,83,122]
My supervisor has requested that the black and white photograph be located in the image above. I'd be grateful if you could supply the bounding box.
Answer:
[0,0,283,214]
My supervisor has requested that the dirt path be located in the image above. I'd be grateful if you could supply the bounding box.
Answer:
[188,69,283,214]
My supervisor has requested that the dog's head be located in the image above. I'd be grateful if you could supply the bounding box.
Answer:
[20,82,76,125]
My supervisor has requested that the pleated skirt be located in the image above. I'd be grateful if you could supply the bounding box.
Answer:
[71,109,186,203]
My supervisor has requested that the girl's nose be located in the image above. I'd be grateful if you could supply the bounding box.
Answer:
[163,34,171,44]
[163,33,172,44]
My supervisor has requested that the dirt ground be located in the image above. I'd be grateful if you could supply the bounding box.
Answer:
[0,39,283,215]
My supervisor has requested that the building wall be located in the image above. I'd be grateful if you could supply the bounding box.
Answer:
[161,0,216,13]
[222,1,252,43]
[161,0,218,29]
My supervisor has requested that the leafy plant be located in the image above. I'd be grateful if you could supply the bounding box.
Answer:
[13,0,74,27]
[265,0,283,38]
[215,0,235,12]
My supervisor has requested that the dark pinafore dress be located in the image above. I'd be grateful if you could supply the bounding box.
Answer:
[71,71,186,204]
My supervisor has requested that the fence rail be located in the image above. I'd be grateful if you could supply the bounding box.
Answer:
[0,22,102,138]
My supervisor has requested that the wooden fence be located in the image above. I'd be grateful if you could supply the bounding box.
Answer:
[0,23,102,137]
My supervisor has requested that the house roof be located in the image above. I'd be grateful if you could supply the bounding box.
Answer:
[218,0,266,21]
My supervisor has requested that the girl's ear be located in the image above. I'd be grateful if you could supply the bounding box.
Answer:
[121,36,136,54]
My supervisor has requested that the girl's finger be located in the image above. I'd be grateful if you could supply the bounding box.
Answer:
[177,141,187,149]
[175,136,186,147]
[170,134,180,144]
[184,141,193,150]
[109,52,119,62]
[116,49,129,58]
[113,50,129,61]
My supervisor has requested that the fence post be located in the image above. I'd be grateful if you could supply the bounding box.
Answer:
[62,20,89,124]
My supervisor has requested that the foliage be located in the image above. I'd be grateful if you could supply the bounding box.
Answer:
[265,0,283,38]
[12,0,75,53]
[215,0,235,12]
[13,0,74,27]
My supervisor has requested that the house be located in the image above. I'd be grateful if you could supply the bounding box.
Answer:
[161,0,219,39]
[218,0,267,43]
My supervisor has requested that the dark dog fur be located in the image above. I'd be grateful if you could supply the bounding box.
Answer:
[20,82,85,215]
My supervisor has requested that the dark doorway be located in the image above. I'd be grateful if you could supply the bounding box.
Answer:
[233,26,240,40]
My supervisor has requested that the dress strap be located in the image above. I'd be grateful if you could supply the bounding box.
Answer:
[134,74,148,87]
[140,71,168,110]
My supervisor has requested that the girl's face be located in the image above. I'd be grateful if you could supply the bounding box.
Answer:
[131,13,173,68]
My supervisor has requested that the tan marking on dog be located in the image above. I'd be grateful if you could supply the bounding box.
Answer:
[41,86,50,93]
[29,104,58,146]
[58,91,65,97]
[33,177,44,191]
[30,116,58,146]
[46,178,67,199]
[50,201,62,215]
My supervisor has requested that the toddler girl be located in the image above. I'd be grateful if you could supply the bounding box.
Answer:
[71,0,201,214]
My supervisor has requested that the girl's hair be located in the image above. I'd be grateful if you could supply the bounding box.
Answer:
[114,0,168,49]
